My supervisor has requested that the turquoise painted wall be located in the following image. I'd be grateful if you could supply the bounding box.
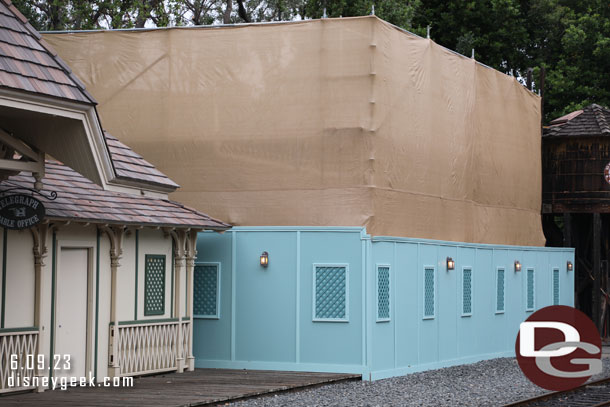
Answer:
[194,227,574,380]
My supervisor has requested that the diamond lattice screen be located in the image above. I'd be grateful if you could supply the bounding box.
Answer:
[315,266,347,320]
[527,269,535,310]
[463,268,472,315]
[553,269,560,305]
[144,255,166,316]
[377,266,390,320]
[194,264,219,317]
[496,269,505,312]
[424,267,435,318]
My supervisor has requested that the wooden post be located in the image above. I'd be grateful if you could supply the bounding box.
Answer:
[593,213,601,332]
[185,230,198,371]
[100,226,124,378]
[30,223,48,392]
[167,229,187,373]
[540,66,545,124]
[563,213,572,247]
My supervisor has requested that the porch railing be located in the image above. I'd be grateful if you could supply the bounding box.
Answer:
[114,319,191,377]
[0,327,39,394]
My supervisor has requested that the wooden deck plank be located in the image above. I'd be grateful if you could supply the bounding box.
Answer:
[0,369,361,406]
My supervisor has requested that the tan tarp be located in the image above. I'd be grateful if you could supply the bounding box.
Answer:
[44,16,545,245]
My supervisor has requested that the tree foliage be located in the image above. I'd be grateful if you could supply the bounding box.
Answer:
[13,0,610,123]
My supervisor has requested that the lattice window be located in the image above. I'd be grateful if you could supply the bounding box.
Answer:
[496,268,505,313]
[553,268,560,305]
[423,267,435,319]
[377,266,390,321]
[144,255,166,316]
[526,268,535,311]
[194,263,220,318]
[462,268,472,316]
[313,265,348,321]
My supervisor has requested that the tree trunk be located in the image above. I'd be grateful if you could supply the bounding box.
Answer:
[236,0,250,22]
[223,0,232,24]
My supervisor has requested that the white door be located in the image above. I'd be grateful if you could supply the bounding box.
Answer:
[55,248,89,379]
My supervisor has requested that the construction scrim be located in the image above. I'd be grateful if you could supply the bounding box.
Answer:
[44,16,544,245]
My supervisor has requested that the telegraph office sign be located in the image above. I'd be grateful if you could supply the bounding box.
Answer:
[0,194,45,230]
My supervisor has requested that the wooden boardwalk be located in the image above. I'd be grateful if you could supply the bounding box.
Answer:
[0,369,361,406]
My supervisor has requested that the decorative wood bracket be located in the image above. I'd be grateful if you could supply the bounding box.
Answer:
[0,128,45,189]
[99,225,126,267]
[30,223,49,267]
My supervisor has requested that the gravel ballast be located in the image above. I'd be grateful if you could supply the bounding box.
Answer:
[229,356,610,406]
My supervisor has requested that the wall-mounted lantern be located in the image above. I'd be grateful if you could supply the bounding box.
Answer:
[260,251,269,268]
[567,261,573,271]
[514,260,522,272]
[446,257,455,271]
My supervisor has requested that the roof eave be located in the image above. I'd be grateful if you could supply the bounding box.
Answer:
[45,215,230,231]
[109,176,179,194]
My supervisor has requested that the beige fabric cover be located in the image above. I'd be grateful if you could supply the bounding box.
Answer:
[44,16,544,245]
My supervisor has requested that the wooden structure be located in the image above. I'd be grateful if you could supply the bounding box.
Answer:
[542,103,610,336]
[0,0,229,395]
[0,368,360,406]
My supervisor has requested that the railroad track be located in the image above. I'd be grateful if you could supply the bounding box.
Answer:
[503,376,610,406]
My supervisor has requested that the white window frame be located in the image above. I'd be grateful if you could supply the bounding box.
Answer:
[376,264,391,322]
[312,263,349,322]
[193,262,221,319]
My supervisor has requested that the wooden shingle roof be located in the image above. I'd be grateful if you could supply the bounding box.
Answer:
[0,0,95,103]
[544,104,610,138]
[104,132,180,190]
[1,160,229,229]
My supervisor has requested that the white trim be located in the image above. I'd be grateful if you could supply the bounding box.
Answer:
[461,266,473,317]
[0,89,173,197]
[526,267,535,312]
[0,90,115,188]
[55,239,95,379]
[422,265,435,320]
[193,262,221,319]
[375,264,391,322]
[312,263,349,323]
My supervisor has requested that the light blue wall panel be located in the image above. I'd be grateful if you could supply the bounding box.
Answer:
[194,231,233,360]
[505,249,525,353]
[234,231,297,362]
[490,249,508,353]
[473,248,496,355]
[370,241,394,371]
[395,242,418,368]
[418,243,439,365]
[456,247,476,357]
[299,231,364,366]
[437,244,458,362]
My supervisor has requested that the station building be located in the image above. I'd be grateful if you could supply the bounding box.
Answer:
[0,0,229,394]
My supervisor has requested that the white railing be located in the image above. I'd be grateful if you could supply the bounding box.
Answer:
[114,319,192,377]
[181,320,191,361]
[0,328,39,394]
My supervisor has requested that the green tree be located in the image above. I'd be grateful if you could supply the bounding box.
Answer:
[304,0,420,29]
[11,0,610,123]
[412,0,528,75]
